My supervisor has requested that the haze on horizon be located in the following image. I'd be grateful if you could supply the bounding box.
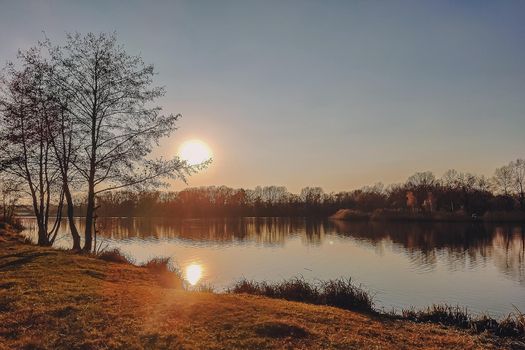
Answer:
[1,0,524,193]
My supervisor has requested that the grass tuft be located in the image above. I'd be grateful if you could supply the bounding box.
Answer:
[402,305,471,328]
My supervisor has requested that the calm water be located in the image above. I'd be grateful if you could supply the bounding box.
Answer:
[20,217,525,317]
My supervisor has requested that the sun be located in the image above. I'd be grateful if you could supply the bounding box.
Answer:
[178,139,212,166]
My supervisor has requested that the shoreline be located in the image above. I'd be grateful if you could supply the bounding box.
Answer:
[1,223,523,349]
[330,209,525,223]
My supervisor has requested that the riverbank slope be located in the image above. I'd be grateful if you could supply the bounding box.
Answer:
[0,225,511,349]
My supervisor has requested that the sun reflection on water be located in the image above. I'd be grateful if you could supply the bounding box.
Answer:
[185,263,203,286]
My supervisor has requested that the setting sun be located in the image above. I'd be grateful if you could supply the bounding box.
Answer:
[178,140,212,166]
[185,263,203,286]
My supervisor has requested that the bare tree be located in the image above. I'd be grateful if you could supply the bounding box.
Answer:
[406,171,436,189]
[441,169,460,189]
[493,164,514,196]
[14,45,84,249]
[46,33,199,251]
[0,53,64,245]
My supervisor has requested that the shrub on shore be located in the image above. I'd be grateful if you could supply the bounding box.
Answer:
[228,277,374,312]
[141,257,172,273]
[97,248,134,264]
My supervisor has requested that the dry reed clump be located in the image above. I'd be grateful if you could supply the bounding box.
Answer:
[228,277,374,313]
[97,249,134,264]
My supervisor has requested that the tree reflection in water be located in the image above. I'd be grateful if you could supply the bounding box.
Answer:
[21,217,525,285]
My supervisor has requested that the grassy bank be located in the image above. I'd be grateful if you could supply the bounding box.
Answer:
[0,225,520,349]
[229,279,524,341]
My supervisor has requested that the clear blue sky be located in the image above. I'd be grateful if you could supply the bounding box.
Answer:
[1,0,524,192]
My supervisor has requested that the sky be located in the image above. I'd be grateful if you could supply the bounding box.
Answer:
[0,0,524,193]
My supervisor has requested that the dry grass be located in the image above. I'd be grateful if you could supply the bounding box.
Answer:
[0,226,519,349]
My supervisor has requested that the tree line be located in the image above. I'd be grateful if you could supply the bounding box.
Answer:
[0,33,201,251]
[91,162,525,218]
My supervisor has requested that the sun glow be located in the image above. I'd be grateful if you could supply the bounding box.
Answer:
[178,139,212,166]
[185,263,203,286]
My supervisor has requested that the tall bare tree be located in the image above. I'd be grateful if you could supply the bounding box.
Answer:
[47,33,198,251]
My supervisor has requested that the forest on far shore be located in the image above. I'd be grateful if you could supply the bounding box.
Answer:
[70,162,525,219]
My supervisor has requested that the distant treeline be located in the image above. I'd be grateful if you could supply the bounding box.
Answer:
[89,161,525,218]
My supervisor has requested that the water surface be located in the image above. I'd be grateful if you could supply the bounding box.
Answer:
[20,217,525,317]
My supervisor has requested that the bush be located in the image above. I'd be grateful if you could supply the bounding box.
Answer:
[142,257,172,273]
[97,249,133,264]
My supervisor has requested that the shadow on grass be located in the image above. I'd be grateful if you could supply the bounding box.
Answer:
[0,251,55,271]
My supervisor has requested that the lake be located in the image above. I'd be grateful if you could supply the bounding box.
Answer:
[19,217,525,317]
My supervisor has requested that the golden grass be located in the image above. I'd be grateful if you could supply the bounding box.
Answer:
[0,227,514,349]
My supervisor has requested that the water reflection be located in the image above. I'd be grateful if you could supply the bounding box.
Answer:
[331,221,525,283]
[185,263,203,286]
[19,217,525,316]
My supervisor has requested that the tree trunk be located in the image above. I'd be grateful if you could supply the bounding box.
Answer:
[36,218,50,246]
[64,184,81,250]
[83,183,95,252]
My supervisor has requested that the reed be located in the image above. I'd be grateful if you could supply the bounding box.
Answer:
[228,277,374,312]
